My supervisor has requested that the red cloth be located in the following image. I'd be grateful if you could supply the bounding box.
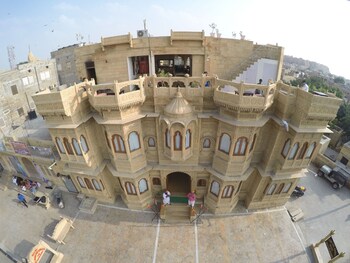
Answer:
[187,192,196,201]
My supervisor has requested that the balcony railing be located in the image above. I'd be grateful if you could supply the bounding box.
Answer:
[291,89,342,126]
[33,81,91,117]
[86,77,146,110]
[213,80,276,112]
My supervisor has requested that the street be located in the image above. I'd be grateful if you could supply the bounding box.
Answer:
[286,164,350,262]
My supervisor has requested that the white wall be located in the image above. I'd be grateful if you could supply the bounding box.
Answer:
[235,58,278,85]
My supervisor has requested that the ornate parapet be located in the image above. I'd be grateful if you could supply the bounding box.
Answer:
[32,81,91,118]
[213,80,276,114]
[291,89,342,128]
[86,77,146,116]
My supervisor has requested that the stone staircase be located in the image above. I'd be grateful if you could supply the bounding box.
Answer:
[161,203,192,223]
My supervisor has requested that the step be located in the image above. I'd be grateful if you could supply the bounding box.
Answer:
[165,214,190,224]
[166,203,190,212]
[79,197,98,214]
[163,204,192,223]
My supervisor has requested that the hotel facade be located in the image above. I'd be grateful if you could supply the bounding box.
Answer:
[28,31,341,213]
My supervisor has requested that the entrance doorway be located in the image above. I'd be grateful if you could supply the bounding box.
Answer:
[166,172,191,195]
[85,61,97,83]
[61,174,78,193]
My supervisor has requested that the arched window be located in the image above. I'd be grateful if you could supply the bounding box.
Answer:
[281,139,291,158]
[80,135,89,153]
[129,131,140,152]
[165,129,170,148]
[219,133,231,154]
[265,183,276,195]
[197,179,207,187]
[92,179,102,191]
[222,185,234,198]
[84,178,93,190]
[282,182,292,193]
[203,138,211,148]
[174,131,182,151]
[100,180,105,190]
[249,134,257,153]
[138,178,148,194]
[112,135,126,153]
[148,137,155,147]
[72,138,82,156]
[297,142,308,159]
[288,143,299,160]
[125,182,137,195]
[63,137,74,155]
[305,142,316,159]
[105,131,111,149]
[275,183,284,194]
[56,137,65,154]
[152,178,161,186]
[210,180,220,197]
[185,129,191,149]
[234,137,248,156]
[77,176,85,188]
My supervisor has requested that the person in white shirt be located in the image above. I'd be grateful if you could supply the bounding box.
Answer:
[162,190,171,206]
[301,80,309,92]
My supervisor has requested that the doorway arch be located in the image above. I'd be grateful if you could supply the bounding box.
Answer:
[166,172,191,194]
[21,158,39,178]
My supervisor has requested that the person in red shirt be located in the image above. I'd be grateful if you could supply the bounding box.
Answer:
[187,190,196,208]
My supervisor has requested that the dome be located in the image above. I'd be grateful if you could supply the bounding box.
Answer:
[164,91,193,116]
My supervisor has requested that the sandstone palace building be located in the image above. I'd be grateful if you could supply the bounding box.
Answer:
[29,31,341,213]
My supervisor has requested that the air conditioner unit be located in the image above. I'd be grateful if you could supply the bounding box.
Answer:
[137,30,148,38]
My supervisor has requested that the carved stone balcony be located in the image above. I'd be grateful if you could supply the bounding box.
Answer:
[274,83,342,128]
[213,80,276,119]
[86,77,146,119]
[32,81,91,123]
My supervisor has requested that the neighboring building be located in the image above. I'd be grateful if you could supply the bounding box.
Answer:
[326,125,344,150]
[0,117,58,186]
[51,44,80,87]
[0,52,59,183]
[0,52,59,138]
[25,31,342,214]
[337,141,350,169]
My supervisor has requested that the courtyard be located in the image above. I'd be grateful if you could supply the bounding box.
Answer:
[0,184,308,263]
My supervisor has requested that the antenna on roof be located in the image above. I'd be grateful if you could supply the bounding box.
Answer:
[143,19,147,30]
[7,45,16,69]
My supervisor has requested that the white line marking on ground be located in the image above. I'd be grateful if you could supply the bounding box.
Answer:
[287,210,311,263]
[72,210,80,222]
[152,219,161,263]
[195,221,199,263]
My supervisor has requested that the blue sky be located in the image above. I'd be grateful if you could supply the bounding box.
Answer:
[1,0,350,79]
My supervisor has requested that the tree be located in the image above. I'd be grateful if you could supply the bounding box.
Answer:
[334,76,345,85]
[334,103,350,136]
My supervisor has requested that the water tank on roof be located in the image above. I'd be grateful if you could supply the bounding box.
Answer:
[28,110,37,120]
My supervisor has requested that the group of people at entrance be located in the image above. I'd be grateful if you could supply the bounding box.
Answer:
[162,190,197,208]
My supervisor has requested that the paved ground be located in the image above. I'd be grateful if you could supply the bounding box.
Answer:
[285,164,350,263]
[0,170,335,263]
